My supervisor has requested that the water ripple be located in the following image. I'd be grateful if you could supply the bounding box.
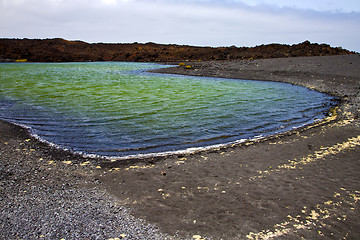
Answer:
[0,62,335,157]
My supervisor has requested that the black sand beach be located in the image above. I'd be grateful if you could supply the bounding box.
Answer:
[1,55,360,239]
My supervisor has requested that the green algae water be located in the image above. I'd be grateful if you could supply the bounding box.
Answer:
[0,62,334,157]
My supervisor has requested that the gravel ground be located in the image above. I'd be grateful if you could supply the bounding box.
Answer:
[0,121,178,239]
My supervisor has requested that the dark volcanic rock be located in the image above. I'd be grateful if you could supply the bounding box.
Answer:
[0,38,355,62]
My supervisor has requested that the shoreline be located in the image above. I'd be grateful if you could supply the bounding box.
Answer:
[1,55,360,239]
[151,55,360,120]
[1,61,338,162]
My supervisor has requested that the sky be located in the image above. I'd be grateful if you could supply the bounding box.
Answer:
[1,0,360,52]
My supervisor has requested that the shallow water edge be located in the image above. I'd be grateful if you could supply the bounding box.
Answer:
[1,68,339,163]
[1,105,338,167]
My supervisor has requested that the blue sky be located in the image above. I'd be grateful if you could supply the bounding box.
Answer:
[1,0,359,52]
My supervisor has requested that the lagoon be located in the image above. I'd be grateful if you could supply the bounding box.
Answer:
[0,62,334,157]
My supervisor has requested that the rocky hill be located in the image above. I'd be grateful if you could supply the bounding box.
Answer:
[0,38,355,62]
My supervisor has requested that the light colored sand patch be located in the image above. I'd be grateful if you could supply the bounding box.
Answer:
[124,164,155,171]
[250,135,360,180]
[246,188,360,239]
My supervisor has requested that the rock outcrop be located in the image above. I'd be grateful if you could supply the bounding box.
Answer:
[0,38,355,62]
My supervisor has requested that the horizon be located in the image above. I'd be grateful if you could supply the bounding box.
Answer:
[2,38,354,52]
[1,0,359,52]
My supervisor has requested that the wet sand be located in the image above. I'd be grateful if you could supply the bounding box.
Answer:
[1,55,360,239]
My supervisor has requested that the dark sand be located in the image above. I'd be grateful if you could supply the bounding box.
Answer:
[1,55,360,239]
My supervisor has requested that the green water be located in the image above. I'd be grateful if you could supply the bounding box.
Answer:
[0,62,334,157]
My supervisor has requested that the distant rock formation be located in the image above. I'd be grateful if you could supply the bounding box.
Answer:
[0,38,355,62]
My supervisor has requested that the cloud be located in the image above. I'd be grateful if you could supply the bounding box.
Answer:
[237,0,360,13]
[128,0,360,13]
[1,0,359,52]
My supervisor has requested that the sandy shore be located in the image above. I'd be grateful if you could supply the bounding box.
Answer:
[1,55,360,239]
